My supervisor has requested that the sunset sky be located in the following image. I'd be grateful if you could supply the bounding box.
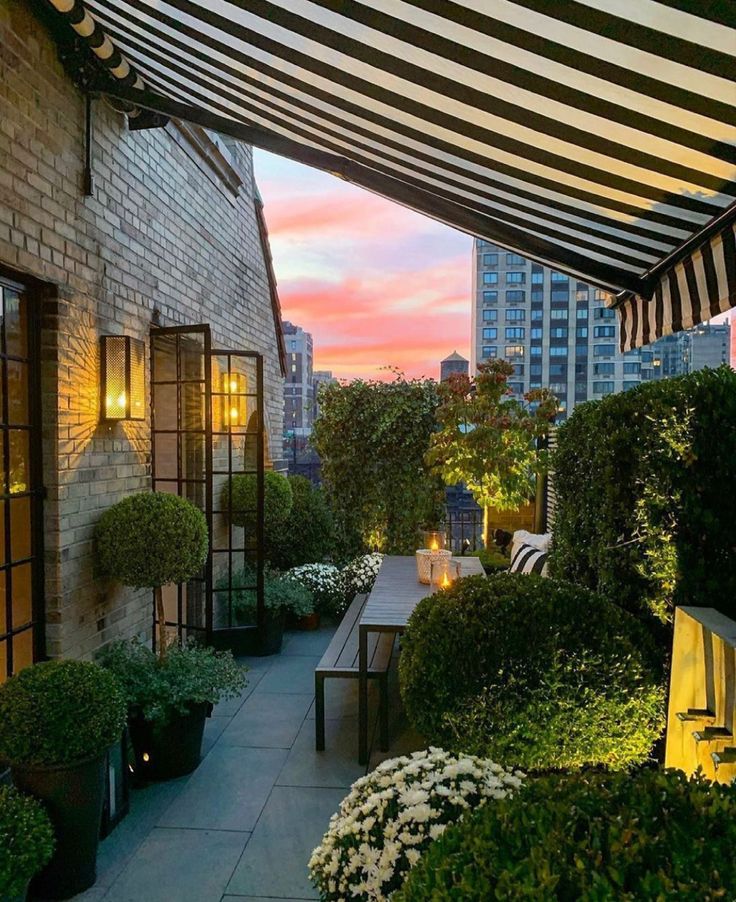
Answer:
[254,149,472,382]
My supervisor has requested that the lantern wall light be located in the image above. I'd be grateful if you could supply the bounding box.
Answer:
[100,335,145,422]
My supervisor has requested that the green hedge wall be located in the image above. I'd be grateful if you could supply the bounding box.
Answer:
[550,365,736,626]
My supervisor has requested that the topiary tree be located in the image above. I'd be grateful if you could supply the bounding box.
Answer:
[399,573,665,771]
[95,492,209,656]
[223,470,293,541]
[396,768,736,902]
[268,475,336,569]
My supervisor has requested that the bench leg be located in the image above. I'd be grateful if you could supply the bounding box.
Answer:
[379,674,389,752]
[315,673,326,751]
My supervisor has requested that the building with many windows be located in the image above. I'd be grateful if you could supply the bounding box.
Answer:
[471,240,646,418]
[283,321,314,437]
[648,323,731,379]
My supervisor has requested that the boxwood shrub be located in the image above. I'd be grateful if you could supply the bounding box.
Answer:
[399,574,665,771]
[550,366,736,627]
[223,471,293,535]
[268,476,336,570]
[0,786,55,898]
[0,660,127,767]
[396,769,736,901]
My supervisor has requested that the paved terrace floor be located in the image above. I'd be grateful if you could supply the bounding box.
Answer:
[75,627,422,902]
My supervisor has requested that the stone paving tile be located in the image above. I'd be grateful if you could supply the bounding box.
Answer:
[214,664,269,717]
[202,715,232,756]
[254,656,321,695]
[281,627,335,657]
[226,786,346,900]
[222,897,314,901]
[277,716,365,789]
[158,746,288,832]
[219,692,312,749]
[102,828,249,902]
[305,677,378,721]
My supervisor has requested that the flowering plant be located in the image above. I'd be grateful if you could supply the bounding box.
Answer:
[339,553,383,610]
[286,563,344,617]
[308,748,523,901]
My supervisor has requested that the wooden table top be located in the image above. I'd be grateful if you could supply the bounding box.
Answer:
[360,554,486,631]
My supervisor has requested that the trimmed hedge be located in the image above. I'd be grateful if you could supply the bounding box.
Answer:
[550,366,736,626]
[224,471,293,538]
[396,769,736,901]
[399,574,665,771]
[268,476,336,569]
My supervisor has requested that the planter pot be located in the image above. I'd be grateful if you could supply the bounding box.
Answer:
[260,610,286,655]
[128,702,209,782]
[11,754,106,900]
[286,611,321,631]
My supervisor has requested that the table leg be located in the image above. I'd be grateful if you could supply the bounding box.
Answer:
[359,624,368,765]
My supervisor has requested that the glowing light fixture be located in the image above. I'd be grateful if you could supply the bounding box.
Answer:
[222,371,247,430]
[100,335,145,422]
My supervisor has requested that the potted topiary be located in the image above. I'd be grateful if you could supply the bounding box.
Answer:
[95,491,209,658]
[0,786,55,902]
[97,640,246,781]
[223,470,293,541]
[0,661,127,899]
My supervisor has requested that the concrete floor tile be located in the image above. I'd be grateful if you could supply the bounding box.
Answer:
[220,693,312,749]
[281,628,334,657]
[214,666,269,716]
[254,656,321,695]
[277,717,364,789]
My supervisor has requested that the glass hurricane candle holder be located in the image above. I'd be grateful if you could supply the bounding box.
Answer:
[415,548,452,585]
[431,557,461,591]
[421,530,445,553]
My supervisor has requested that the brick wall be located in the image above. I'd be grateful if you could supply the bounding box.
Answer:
[0,0,286,660]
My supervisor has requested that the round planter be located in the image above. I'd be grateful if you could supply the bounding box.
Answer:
[11,754,106,900]
[260,609,286,655]
[295,612,321,631]
[128,702,209,782]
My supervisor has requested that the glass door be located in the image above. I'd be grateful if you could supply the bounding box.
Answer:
[0,275,44,681]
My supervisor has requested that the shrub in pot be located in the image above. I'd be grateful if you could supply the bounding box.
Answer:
[268,476,336,570]
[223,471,293,542]
[286,563,344,620]
[399,573,665,771]
[0,786,55,902]
[0,661,126,899]
[396,768,736,901]
[98,640,246,781]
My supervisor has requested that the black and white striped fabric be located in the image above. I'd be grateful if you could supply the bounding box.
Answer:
[509,543,549,576]
[43,0,736,345]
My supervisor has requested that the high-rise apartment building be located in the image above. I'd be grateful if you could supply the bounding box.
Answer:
[471,240,646,418]
[312,369,337,421]
[649,323,730,379]
[283,321,314,437]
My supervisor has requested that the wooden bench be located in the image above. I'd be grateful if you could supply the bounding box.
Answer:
[315,594,394,752]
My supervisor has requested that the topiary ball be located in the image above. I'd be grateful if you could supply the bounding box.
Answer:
[399,573,665,771]
[95,491,208,588]
[224,471,293,533]
[0,786,55,898]
[0,660,127,767]
[395,769,736,902]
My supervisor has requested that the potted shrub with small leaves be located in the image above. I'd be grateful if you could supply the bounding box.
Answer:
[98,640,246,781]
[0,786,55,902]
[222,470,293,549]
[0,661,126,899]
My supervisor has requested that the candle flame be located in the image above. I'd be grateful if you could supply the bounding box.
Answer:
[430,539,439,551]
[441,572,450,589]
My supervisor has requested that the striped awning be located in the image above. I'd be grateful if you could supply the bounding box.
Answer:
[42,1,736,349]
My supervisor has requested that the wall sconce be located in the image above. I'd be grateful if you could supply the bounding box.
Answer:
[100,335,145,422]
[221,371,247,430]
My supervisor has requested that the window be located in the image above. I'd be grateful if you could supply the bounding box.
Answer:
[550,327,568,338]
[551,271,569,282]
[576,307,588,320]
[506,308,525,321]
[482,309,498,322]
[506,271,525,284]
[508,381,524,394]
[550,309,568,320]
[483,253,498,266]
[575,288,589,302]
[483,291,498,304]
[482,327,498,340]
[506,290,525,303]
[575,362,587,376]
[529,380,542,389]
[575,382,587,395]
[549,382,567,394]
[549,363,566,377]
[483,272,498,285]
[640,351,653,364]
[505,327,525,340]
[505,345,524,358]
[531,270,544,285]
[512,364,525,376]
[482,346,497,358]
[530,327,543,340]
[594,362,615,375]
[594,344,615,357]
[594,289,611,301]
[576,326,588,338]
[550,288,570,302]
[593,381,615,394]
[549,347,568,357]
[477,239,487,248]
[623,362,641,374]
[594,307,616,320]
[530,345,542,357]
[506,253,525,265]
[594,325,616,338]
[531,289,544,303]
[624,380,640,391]
[531,308,543,321]
[576,345,589,357]
[530,364,542,376]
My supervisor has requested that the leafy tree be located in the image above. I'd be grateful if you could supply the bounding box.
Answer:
[426,360,556,548]
[312,372,444,555]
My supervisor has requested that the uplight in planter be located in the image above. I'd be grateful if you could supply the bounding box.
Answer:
[100,335,145,421]
[221,371,247,430]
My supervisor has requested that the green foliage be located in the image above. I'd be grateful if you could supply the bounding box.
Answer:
[467,548,510,573]
[97,639,247,723]
[0,660,127,767]
[396,769,736,901]
[286,564,344,617]
[0,786,55,898]
[550,366,736,626]
[312,373,444,555]
[268,476,336,569]
[399,574,665,771]
[427,361,557,519]
[95,492,208,588]
[216,566,314,620]
[223,471,293,538]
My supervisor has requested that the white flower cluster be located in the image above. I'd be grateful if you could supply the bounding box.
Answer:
[342,553,384,597]
[308,747,523,902]
[286,563,343,615]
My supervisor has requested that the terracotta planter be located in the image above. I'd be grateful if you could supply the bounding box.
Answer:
[12,754,106,900]
[294,612,321,631]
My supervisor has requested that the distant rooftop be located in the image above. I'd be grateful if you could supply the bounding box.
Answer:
[442,350,468,363]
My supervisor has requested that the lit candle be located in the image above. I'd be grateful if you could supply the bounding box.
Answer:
[440,572,450,589]
[430,538,439,552]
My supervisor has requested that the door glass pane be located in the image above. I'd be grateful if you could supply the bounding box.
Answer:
[153,383,178,431]
[7,360,29,424]
[11,563,32,626]
[4,288,28,358]
[8,430,29,495]
[10,498,31,561]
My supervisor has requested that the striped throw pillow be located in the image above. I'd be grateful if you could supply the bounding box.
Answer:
[509,543,549,576]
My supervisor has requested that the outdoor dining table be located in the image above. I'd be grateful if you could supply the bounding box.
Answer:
[358,554,486,764]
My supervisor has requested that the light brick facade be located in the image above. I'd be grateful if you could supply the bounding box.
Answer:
[0,0,285,661]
